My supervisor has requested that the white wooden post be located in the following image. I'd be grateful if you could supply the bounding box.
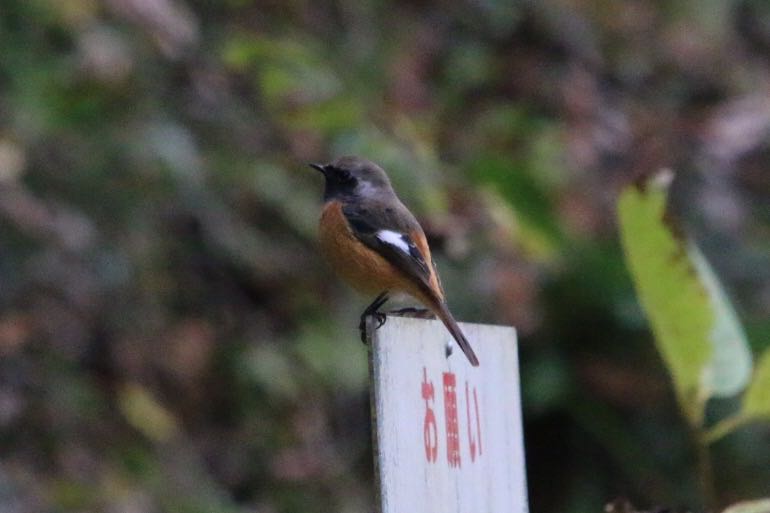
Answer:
[368,315,528,513]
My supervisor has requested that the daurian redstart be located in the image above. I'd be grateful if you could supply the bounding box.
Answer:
[310,156,480,367]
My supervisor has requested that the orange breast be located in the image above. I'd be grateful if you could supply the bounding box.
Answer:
[318,201,440,306]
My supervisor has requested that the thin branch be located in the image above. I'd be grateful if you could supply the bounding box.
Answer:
[703,414,751,445]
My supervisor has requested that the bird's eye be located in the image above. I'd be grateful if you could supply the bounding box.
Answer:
[338,169,355,183]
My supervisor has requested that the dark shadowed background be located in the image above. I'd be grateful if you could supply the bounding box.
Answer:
[1,0,769,512]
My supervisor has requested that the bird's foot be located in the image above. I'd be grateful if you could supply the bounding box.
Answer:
[359,311,387,344]
[359,291,390,345]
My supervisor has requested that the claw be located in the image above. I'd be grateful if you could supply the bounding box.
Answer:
[359,291,389,344]
[359,311,388,344]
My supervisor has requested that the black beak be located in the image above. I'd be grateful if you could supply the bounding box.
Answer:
[309,163,326,175]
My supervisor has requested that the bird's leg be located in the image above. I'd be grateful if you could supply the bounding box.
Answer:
[359,291,389,344]
[388,307,435,319]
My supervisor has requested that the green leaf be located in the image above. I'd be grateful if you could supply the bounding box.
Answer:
[619,171,753,425]
[743,348,770,419]
[617,172,714,424]
[721,499,770,513]
[689,243,752,397]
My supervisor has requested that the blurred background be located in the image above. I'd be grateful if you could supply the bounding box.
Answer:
[1,0,769,512]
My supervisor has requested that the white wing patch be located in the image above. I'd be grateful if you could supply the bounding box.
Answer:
[376,229,411,254]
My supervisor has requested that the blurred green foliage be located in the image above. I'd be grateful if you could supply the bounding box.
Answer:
[1,0,769,512]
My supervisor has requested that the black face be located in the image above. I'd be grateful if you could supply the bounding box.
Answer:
[310,156,394,202]
[310,163,359,200]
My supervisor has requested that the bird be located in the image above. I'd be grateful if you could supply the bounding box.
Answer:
[309,155,479,367]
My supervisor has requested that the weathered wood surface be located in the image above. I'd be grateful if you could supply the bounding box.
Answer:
[369,315,528,513]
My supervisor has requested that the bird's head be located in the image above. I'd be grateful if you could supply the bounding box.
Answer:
[310,156,393,201]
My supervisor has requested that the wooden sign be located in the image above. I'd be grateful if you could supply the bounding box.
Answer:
[368,316,528,513]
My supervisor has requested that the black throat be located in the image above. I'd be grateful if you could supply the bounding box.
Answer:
[323,176,358,202]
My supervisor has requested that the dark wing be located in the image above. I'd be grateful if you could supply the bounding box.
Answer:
[344,200,479,365]
[342,201,433,293]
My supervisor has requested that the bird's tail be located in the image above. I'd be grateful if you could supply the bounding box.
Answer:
[434,301,480,367]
